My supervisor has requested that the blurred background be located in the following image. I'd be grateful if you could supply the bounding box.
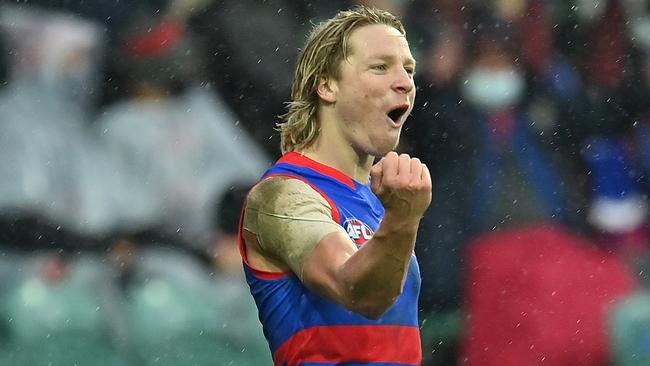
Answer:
[0,0,649,365]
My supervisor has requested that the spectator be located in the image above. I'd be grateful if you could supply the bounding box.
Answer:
[94,5,270,251]
[582,137,649,254]
[401,0,472,313]
[188,0,351,157]
[112,182,270,365]
[0,5,113,237]
[209,182,272,364]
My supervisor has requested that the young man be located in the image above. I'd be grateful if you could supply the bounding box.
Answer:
[239,6,431,365]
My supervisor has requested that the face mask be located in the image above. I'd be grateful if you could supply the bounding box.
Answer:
[462,67,525,111]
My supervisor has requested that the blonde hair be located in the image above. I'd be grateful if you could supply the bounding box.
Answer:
[278,6,406,153]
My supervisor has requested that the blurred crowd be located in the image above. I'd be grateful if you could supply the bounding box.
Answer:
[0,0,649,365]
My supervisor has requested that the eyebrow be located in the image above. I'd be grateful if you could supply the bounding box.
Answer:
[370,54,417,69]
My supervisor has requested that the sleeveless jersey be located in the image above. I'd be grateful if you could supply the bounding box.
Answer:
[239,152,422,366]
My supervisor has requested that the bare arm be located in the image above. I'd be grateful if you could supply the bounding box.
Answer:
[242,177,348,278]
[243,152,431,319]
[302,152,431,319]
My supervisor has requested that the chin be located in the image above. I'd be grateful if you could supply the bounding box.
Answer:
[368,140,400,157]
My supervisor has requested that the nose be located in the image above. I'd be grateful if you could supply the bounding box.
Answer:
[392,67,415,94]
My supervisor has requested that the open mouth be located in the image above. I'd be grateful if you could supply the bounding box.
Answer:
[387,105,409,124]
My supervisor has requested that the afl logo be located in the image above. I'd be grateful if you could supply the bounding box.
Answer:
[344,219,374,244]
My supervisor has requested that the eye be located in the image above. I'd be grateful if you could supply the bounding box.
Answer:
[404,66,415,76]
[372,64,388,72]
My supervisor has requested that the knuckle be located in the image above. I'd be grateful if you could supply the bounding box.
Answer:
[398,176,411,186]
[384,173,398,185]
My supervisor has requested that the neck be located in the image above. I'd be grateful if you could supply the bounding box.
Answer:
[300,117,374,184]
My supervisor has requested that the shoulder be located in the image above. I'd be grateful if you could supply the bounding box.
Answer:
[247,176,332,215]
[242,176,346,276]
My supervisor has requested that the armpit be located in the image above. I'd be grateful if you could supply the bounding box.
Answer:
[243,176,345,279]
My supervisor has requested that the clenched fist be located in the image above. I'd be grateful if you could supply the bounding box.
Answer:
[370,152,432,223]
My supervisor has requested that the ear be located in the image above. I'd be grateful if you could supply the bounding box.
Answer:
[316,76,337,103]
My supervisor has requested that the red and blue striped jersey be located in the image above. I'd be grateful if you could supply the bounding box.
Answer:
[239,152,422,366]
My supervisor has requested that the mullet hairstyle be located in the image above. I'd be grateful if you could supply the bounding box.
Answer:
[278,6,406,153]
